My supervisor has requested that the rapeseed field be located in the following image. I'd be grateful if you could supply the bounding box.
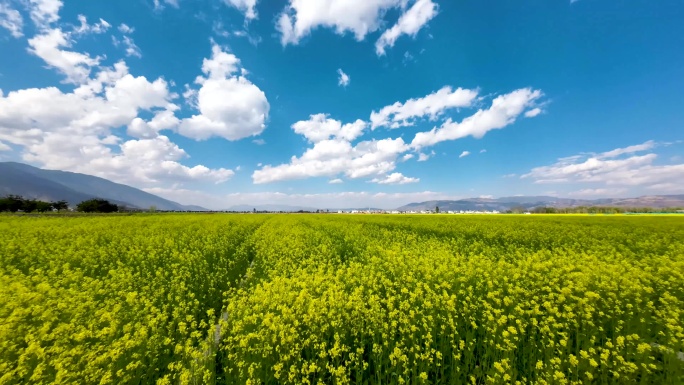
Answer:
[1,214,682,384]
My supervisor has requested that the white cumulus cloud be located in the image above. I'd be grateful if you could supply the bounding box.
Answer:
[276,0,438,53]
[28,27,102,84]
[411,88,543,148]
[371,86,479,129]
[292,114,366,143]
[178,44,269,141]
[253,85,542,186]
[29,0,63,28]
[253,136,408,184]
[1,2,236,188]
[371,172,419,184]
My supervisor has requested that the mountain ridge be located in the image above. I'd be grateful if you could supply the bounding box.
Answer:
[0,162,207,211]
[397,195,684,212]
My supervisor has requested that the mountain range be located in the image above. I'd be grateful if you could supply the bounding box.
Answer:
[2,162,682,212]
[396,195,684,212]
[0,162,206,211]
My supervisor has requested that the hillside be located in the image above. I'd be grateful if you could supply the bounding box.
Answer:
[0,162,206,211]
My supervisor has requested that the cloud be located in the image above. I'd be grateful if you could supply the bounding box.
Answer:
[371,172,419,184]
[417,152,431,161]
[459,150,470,158]
[524,107,542,118]
[401,153,414,161]
[0,140,11,151]
[0,3,23,37]
[118,23,134,34]
[292,114,366,143]
[337,68,350,87]
[146,188,462,210]
[597,140,655,159]
[112,35,142,58]
[277,0,396,45]
[375,0,438,56]
[480,149,486,153]
[502,173,517,178]
[370,86,479,129]
[0,2,235,188]
[73,15,111,35]
[153,0,179,10]
[254,85,541,185]
[252,138,266,145]
[411,88,543,148]
[178,43,269,141]
[29,0,63,28]
[0,71,234,186]
[127,109,179,139]
[253,136,408,184]
[28,27,102,84]
[276,0,437,50]
[223,0,258,20]
[568,188,628,197]
[328,178,343,184]
[521,141,684,193]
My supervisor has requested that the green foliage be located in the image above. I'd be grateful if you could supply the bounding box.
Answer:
[0,215,266,384]
[76,198,119,213]
[1,214,683,384]
[0,195,67,212]
[0,195,24,212]
[51,200,69,211]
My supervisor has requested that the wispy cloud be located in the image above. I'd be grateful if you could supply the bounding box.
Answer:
[337,68,350,87]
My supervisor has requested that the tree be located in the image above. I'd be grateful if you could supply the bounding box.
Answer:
[0,195,24,212]
[51,200,69,211]
[22,199,38,213]
[76,199,119,213]
[34,201,54,212]
[435,206,440,214]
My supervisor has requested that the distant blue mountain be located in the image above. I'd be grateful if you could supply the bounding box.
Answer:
[397,195,684,211]
[0,162,207,211]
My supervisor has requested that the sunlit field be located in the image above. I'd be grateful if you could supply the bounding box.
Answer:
[1,214,683,384]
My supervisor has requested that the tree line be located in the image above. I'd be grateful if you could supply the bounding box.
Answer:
[0,195,120,213]
[521,206,684,214]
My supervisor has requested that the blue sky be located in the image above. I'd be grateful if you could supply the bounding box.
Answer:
[0,0,682,209]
